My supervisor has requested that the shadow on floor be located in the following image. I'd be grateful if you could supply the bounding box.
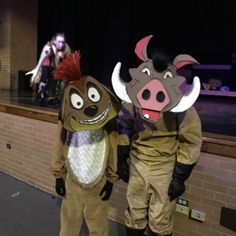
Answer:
[0,171,126,236]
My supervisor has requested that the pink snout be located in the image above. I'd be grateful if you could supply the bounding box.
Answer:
[137,80,170,121]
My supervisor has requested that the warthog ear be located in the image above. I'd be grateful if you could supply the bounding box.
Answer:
[134,35,153,61]
[170,54,200,112]
[173,54,199,69]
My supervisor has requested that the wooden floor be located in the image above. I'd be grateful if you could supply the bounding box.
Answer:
[0,90,57,112]
[0,90,58,123]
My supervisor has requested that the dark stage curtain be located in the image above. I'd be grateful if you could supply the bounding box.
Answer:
[37,0,236,88]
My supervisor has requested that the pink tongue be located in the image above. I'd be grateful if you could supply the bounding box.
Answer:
[141,109,160,121]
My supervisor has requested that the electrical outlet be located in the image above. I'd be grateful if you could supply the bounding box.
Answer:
[190,209,206,222]
[176,198,189,215]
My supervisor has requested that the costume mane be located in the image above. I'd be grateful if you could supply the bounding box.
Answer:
[54,50,82,82]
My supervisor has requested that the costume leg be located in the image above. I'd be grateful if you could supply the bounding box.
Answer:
[59,193,84,236]
[47,76,57,99]
[84,179,109,236]
[148,158,175,236]
[125,162,150,231]
[47,78,61,106]
[47,75,57,97]
[56,80,65,102]
[59,176,84,236]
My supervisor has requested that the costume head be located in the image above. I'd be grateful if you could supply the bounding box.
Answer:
[55,51,120,131]
[112,35,201,122]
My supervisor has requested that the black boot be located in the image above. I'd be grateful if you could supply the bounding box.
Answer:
[126,226,146,236]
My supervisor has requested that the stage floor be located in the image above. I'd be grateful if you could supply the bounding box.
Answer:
[0,90,236,137]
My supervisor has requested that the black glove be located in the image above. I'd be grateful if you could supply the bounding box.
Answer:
[168,162,195,201]
[99,181,113,201]
[55,178,66,196]
[117,145,130,183]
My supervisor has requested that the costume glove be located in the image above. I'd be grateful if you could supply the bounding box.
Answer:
[168,162,195,201]
[117,145,130,183]
[55,178,66,196]
[99,181,113,201]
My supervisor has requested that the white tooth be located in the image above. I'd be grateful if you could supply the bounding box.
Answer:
[77,107,109,125]
[144,114,149,119]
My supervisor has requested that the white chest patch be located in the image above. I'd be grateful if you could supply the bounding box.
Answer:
[67,129,107,186]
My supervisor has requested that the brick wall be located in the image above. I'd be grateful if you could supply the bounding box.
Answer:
[0,0,37,90]
[0,1,11,89]
[0,111,236,236]
[109,152,236,236]
[0,112,56,193]
[172,153,236,236]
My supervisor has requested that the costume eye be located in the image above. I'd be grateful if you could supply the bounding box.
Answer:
[164,71,173,79]
[88,87,100,102]
[141,67,151,76]
[71,93,84,109]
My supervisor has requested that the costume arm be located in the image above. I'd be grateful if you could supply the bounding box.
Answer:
[50,120,67,179]
[105,118,119,184]
[117,102,135,182]
[26,43,51,85]
[118,102,135,146]
[176,106,202,165]
[168,107,202,201]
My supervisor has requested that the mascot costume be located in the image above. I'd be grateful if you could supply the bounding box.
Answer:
[111,35,202,236]
[50,51,120,236]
